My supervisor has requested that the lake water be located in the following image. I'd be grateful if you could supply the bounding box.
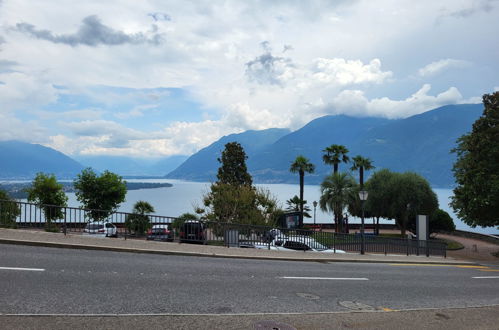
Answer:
[60,179,497,235]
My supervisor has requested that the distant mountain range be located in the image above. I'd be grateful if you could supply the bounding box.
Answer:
[0,103,483,187]
[166,104,483,187]
[0,141,84,179]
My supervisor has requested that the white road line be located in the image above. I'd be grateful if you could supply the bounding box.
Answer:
[472,276,499,279]
[0,267,45,272]
[279,276,368,281]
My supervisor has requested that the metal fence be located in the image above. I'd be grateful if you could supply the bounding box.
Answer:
[0,199,446,257]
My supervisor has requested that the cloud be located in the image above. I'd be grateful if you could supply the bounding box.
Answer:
[14,15,163,46]
[312,58,392,85]
[114,104,158,119]
[148,12,171,22]
[329,84,465,118]
[439,0,497,20]
[245,51,294,86]
[418,59,470,77]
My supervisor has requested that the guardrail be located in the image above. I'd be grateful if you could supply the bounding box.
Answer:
[0,200,446,257]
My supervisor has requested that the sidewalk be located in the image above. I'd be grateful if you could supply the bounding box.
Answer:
[0,228,473,265]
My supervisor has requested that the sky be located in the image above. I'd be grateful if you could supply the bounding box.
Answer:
[1,0,498,158]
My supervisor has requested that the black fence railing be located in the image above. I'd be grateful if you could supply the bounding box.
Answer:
[0,200,446,257]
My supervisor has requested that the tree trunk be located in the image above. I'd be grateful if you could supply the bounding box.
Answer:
[360,167,364,188]
[376,216,380,235]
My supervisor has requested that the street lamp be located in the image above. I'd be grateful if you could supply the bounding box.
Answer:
[358,190,369,255]
[313,201,317,226]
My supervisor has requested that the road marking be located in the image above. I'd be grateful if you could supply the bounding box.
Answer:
[456,265,489,269]
[479,269,499,272]
[0,267,45,272]
[279,276,368,281]
[472,276,499,279]
[389,264,453,267]
[382,307,396,312]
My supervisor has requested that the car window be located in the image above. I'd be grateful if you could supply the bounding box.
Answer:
[87,224,103,230]
[283,241,311,250]
[105,223,113,228]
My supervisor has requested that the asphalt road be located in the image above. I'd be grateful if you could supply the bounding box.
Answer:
[1,244,498,315]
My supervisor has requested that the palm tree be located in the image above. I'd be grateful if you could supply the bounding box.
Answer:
[350,155,375,189]
[320,172,357,233]
[290,155,315,227]
[286,195,312,218]
[322,144,350,174]
[125,201,155,235]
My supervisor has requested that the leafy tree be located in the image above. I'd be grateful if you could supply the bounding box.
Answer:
[350,155,375,188]
[430,209,456,233]
[73,168,127,222]
[289,155,315,227]
[203,143,281,227]
[26,173,68,229]
[216,142,252,186]
[203,184,280,227]
[125,201,155,235]
[451,92,499,228]
[285,195,312,218]
[0,189,20,228]
[320,172,357,233]
[322,144,350,174]
[386,172,439,236]
[365,169,394,235]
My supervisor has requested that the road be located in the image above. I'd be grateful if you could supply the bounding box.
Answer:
[1,244,498,316]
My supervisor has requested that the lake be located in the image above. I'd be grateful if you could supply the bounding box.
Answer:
[61,179,497,235]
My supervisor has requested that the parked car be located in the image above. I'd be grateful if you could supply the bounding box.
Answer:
[253,236,346,253]
[83,221,118,237]
[179,220,205,244]
[147,224,174,242]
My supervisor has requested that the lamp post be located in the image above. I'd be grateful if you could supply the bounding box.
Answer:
[358,190,369,255]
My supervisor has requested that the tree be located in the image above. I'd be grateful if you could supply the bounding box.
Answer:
[26,173,68,229]
[286,195,312,218]
[429,209,456,234]
[216,142,252,186]
[386,172,439,236]
[365,169,394,235]
[322,144,350,174]
[350,155,375,188]
[451,92,499,228]
[73,168,127,222]
[289,155,315,227]
[172,212,199,231]
[0,189,20,228]
[202,143,281,227]
[320,172,357,233]
[125,201,155,235]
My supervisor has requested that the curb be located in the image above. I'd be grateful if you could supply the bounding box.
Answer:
[0,238,473,265]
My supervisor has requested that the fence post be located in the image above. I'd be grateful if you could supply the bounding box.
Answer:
[406,236,409,256]
[333,232,336,253]
[63,208,67,236]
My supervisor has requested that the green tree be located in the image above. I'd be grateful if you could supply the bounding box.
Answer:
[203,143,281,227]
[26,173,68,230]
[350,155,375,188]
[125,201,155,235]
[387,172,439,236]
[290,155,315,227]
[285,195,312,218]
[429,209,456,233]
[73,168,127,222]
[365,169,394,235]
[172,212,199,231]
[0,189,20,228]
[451,92,499,228]
[216,142,252,186]
[320,172,357,233]
[322,144,350,174]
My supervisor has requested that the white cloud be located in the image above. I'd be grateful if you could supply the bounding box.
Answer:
[312,58,392,85]
[329,84,465,118]
[418,59,470,77]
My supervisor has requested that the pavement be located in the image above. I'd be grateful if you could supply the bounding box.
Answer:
[0,228,475,265]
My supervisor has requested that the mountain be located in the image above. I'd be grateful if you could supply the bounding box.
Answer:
[75,155,189,176]
[166,128,291,181]
[166,104,483,187]
[0,141,84,179]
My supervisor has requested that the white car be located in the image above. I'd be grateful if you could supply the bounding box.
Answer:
[254,236,346,253]
[83,221,118,237]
